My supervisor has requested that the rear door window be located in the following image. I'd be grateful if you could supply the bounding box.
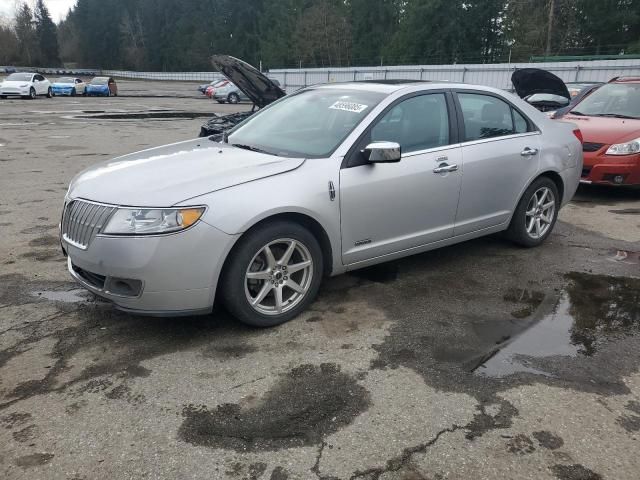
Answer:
[457,93,530,141]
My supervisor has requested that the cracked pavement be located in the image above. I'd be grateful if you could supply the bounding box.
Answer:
[1,81,640,479]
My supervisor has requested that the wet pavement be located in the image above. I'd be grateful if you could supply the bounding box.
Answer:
[1,83,640,479]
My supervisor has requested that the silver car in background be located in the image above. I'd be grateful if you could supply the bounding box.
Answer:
[61,80,582,327]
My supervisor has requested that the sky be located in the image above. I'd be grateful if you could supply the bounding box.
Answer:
[0,0,75,23]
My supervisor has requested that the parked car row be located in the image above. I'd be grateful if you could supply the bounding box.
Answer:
[0,73,118,99]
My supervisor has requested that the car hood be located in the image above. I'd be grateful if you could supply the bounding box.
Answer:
[1,80,31,87]
[210,55,285,108]
[87,84,107,88]
[512,68,570,101]
[561,114,640,144]
[68,138,305,206]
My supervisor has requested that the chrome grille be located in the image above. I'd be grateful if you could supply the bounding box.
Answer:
[62,200,116,250]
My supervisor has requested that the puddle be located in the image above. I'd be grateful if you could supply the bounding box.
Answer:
[31,289,90,303]
[74,111,212,120]
[476,273,640,378]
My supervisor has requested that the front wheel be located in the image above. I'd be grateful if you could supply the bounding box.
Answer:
[71,88,76,96]
[29,87,36,100]
[46,87,53,98]
[220,221,323,327]
[228,92,240,104]
[507,177,559,247]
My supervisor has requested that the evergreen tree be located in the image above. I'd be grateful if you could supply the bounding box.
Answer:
[14,3,38,65]
[34,0,61,65]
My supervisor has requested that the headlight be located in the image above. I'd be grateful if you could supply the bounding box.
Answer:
[606,138,640,156]
[103,207,205,235]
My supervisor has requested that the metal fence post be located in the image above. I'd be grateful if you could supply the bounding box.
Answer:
[575,65,581,82]
[461,67,467,83]
[304,71,307,88]
[284,71,287,91]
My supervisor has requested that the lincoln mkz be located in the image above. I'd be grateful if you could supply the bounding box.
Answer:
[61,62,583,327]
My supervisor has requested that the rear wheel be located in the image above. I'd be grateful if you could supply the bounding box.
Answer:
[46,87,53,98]
[221,221,323,327]
[228,92,240,104]
[507,177,559,247]
[28,87,36,100]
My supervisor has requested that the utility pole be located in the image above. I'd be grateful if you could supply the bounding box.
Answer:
[545,0,555,57]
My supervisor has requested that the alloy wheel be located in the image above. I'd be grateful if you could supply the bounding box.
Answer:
[244,238,313,316]
[525,187,556,239]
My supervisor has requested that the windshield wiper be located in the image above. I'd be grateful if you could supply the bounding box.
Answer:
[568,110,587,116]
[592,113,639,120]
[231,143,275,155]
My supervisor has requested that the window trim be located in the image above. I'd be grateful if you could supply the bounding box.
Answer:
[452,89,540,146]
[342,89,459,169]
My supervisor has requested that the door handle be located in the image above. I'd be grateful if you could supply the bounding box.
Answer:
[433,163,458,174]
[521,147,539,157]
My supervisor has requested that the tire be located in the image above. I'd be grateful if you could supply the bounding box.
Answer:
[46,87,53,98]
[29,87,36,100]
[0,95,6,99]
[506,176,559,248]
[71,88,76,96]
[220,221,324,327]
[106,90,111,97]
[217,100,225,104]
[228,92,240,104]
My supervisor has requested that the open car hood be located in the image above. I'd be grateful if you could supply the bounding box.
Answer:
[511,68,570,101]
[210,55,286,108]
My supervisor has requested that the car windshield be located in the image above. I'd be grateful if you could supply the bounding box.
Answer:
[571,83,640,119]
[227,88,386,158]
[91,77,108,85]
[213,80,228,87]
[59,77,75,83]
[6,73,32,81]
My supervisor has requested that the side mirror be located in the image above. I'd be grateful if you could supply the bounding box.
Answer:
[363,141,401,163]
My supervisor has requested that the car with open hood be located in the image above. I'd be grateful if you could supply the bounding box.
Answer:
[0,72,52,99]
[52,77,87,96]
[560,77,640,186]
[512,68,571,113]
[62,79,582,327]
[199,55,286,137]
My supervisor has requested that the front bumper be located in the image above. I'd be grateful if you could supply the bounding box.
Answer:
[1,88,29,96]
[581,152,640,186]
[52,87,75,95]
[63,220,239,316]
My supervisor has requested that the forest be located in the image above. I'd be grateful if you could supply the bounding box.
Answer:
[0,0,639,71]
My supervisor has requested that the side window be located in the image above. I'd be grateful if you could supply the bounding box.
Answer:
[513,109,528,134]
[458,93,528,141]
[36,75,45,82]
[371,93,450,154]
[76,79,82,84]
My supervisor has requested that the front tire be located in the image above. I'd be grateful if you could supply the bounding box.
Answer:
[46,87,53,98]
[71,88,76,96]
[228,92,240,104]
[220,221,323,327]
[507,177,559,247]
[28,87,36,100]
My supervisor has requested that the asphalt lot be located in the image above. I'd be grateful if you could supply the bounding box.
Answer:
[1,80,640,480]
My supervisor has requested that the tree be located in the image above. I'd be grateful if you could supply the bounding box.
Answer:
[34,0,61,65]
[14,3,38,65]
[348,0,400,66]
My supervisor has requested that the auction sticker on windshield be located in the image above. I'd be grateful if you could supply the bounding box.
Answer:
[329,101,368,113]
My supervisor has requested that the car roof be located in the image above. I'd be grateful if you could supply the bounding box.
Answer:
[609,76,640,83]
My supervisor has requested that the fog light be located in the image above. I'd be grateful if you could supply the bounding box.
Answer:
[614,175,625,184]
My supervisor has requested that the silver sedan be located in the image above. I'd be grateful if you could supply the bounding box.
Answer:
[61,81,583,326]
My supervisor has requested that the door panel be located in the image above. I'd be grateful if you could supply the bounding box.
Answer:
[455,135,540,235]
[341,146,462,264]
[453,91,541,235]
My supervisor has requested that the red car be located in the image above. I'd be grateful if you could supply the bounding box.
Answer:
[205,79,230,98]
[559,77,640,186]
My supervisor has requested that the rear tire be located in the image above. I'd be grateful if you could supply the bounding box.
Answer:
[220,221,323,327]
[46,87,53,98]
[506,177,559,248]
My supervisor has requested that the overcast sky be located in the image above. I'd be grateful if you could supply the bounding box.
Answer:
[0,0,75,23]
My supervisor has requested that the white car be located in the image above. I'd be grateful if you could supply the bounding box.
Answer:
[0,72,52,99]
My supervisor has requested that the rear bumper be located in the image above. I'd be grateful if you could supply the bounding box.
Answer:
[63,220,239,316]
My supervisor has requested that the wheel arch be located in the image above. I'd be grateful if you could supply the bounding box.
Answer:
[508,170,565,227]
[220,212,335,279]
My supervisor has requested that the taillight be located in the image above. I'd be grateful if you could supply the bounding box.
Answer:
[573,129,584,144]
